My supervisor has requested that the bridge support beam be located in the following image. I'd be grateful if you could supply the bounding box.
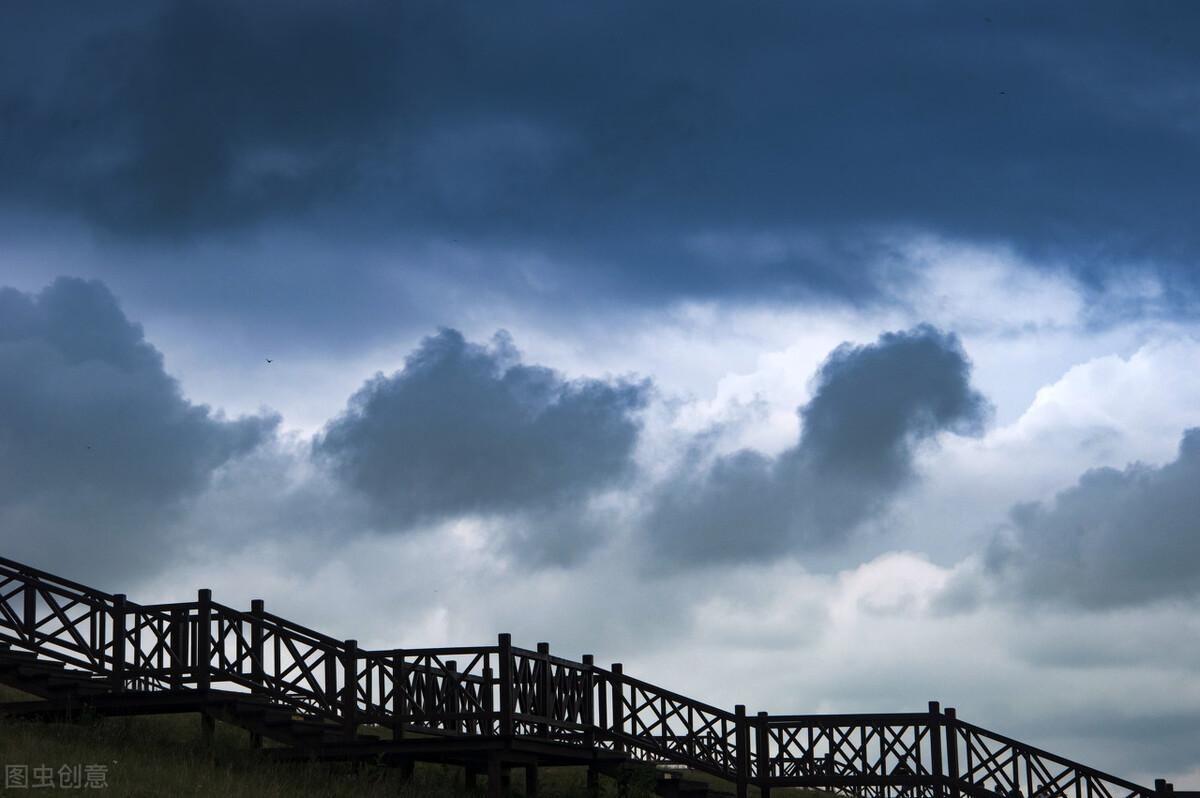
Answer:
[586,767,600,798]
[200,711,215,749]
[487,755,509,798]
[525,764,539,798]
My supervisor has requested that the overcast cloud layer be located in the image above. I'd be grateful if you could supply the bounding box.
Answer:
[3,1,1200,345]
[2,2,1199,788]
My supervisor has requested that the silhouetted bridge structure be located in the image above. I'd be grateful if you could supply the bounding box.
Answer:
[0,556,1191,798]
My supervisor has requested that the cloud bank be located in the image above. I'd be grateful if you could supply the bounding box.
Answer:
[646,325,989,565]
[314,328,649,563]
[0,278,277,578]
[986,428,1200,609]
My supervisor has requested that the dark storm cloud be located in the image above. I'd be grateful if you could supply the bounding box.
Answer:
[647,325,988,564]
[3,2,1200,306]
[0,278,278,579]
[313,329,648,562]
[985,429,1200,609]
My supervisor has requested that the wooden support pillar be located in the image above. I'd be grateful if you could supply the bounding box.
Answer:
[756,711,771,798]
[196,589,212,692]
[23,581,36,643]
[170,607,187,690]
[393,650,407,740]
[735,704,749,798]
[250,599,265,694]
[111,594,126,692]
[582,654,596,748]
[343,639,358,738]
[482,666,495,737]
[499,633,514,738]
[525,764,539,798]
[465,766,478,791]
[447,659,461,734]
[586,767,600,798]
[929,701,944,798]
[611,663,625,753]
[249,730,262,750]
[537,642,551,738]
[200,711,215,748]
[398,758,415,783]
[945,707,960,798]
[488,755,503,798]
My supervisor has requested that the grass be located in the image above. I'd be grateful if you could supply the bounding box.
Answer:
[0,685,831,798]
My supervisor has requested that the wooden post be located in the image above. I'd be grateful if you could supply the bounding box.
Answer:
[170,607,186,689]
[200,711,215,749]
[537,642,551,738]
[735,704,749,798]
[499,634,514,738]
[196,589,211,692]
[393,651,407,740]
[525,764,540,798]
[596,658,608,735]
[23,581,36,643]
[325,642,338,717]
[482,665,495,737]
[342,639,358,738]
[929,701,944,798]
[611,663,625,753]
[111,594,126,692]
[250,599,265,693]
[756,711,771,798]
[945,707,960,798]
[447,659,460,734]
[488,754,503,798]
[586,767,600,798]
[582,655,595,748]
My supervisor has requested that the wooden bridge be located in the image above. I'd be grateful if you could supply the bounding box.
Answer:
[0,555,1190,798]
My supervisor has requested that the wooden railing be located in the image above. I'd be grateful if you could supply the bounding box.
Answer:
[0,555,1180,798]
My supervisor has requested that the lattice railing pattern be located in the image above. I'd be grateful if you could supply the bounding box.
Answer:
[951,717,1150,798]
[610,670,741,779]
[761,713,939,783]
[0,556,1169,798]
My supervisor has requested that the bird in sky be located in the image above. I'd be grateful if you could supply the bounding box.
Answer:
[265,358,273,363]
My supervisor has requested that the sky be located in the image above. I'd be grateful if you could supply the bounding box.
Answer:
[2,0,1199,786]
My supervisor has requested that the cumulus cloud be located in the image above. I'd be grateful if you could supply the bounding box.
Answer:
[0,278,278,579]
[646,325,989,565]
[984,428,1200,609]
[313,328,649,563]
